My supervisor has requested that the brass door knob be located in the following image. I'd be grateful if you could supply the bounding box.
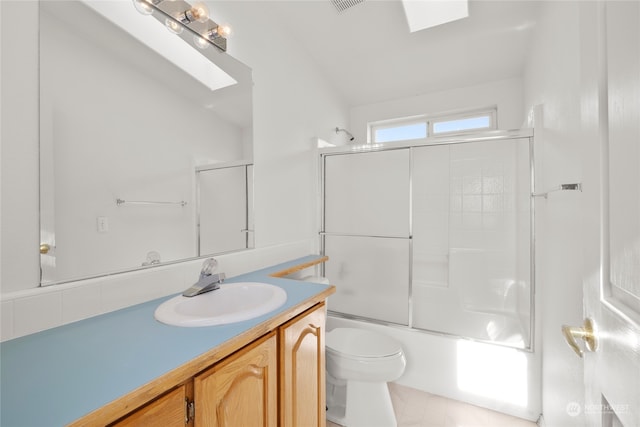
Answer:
[562,318,597,358]
[40,243,51,254]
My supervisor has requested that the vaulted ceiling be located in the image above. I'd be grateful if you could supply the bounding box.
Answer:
[269,0,540,107]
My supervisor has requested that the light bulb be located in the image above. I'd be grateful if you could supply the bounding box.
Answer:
[216,24,232,38]
[193,34,209,49]
[132,0,153,15]
[205,24,232,40]
[190,3,210,23]
[165,18,184,34]
[178,3,209,24]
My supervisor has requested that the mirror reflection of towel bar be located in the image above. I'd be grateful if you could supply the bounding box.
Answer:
[532,183,582,199]
[116,198,187,207]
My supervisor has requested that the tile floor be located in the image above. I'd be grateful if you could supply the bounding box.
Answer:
[327,383,538,427]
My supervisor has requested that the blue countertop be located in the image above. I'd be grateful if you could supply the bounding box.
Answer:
[0,256,332,427]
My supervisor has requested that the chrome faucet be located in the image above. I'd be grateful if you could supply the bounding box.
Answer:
[182,258,226,297]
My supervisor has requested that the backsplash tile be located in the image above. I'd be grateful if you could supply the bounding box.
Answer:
[13,292,63,337]
[1,300,14,341]
[62,283,102,324]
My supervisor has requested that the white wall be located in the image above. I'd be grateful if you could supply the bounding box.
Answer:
[349,77,524,142]
[0,0,349,340]
[522,2,586,426]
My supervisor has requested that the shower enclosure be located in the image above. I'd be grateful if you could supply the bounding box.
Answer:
[320,130,534,350]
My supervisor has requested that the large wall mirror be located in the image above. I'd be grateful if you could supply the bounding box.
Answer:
[39,1,254,285]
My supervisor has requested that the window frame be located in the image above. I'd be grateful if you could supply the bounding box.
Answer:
[429,109,496,137]
[370,116,428,144]
[368,108,497,144]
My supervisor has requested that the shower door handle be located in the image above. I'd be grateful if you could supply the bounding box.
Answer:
[561,318,597,358]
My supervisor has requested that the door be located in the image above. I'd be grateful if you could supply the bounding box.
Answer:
[570,2,640,426]
[322,149,411,325]
[194,333,277,427]
[279,303,326,427]
[111,385,187,427]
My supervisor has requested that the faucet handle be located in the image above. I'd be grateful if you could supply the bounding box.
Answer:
[200,258,218,277]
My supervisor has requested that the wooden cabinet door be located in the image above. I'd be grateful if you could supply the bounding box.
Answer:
[194,332,277,427]
[279,303,326,427]
[111,384,186,427]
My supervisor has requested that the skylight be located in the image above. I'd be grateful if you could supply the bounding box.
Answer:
[401,0,469,33]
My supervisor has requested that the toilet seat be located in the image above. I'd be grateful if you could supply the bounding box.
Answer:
[326,328,403,358]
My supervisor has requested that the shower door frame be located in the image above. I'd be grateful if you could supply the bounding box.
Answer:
[319,128,536,352]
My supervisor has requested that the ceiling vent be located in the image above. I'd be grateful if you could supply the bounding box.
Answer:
[331,0,365,13]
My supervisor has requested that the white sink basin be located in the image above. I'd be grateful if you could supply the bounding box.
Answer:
[154,282,287,327]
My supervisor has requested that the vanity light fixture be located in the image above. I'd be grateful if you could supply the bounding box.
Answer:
[132,0,230,52]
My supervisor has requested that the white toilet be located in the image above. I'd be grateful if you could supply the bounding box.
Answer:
[325,327,406,427]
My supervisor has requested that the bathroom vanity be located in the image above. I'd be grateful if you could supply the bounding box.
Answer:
[0,256,333,427]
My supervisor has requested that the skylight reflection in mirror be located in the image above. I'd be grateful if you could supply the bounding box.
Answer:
[401,0,469,33]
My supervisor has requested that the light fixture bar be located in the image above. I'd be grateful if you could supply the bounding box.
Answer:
[134,0,228,52]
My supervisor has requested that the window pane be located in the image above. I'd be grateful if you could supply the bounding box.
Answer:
[375,122,427,143]
[433,115,491,134]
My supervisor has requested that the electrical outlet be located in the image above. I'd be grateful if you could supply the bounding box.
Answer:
[97,216,109,233]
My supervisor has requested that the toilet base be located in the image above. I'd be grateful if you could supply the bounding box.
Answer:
[327,380,397,427]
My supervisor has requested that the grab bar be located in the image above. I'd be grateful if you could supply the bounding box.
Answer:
[116,198,187,207]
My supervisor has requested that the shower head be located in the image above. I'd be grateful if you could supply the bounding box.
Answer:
[335,127,355,141]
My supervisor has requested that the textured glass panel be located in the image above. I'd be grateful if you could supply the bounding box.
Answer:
[198,167,247,255]
[412,145,450,289]
[324,150,410,237]
[324,235,410,325]
[412,139,531,349]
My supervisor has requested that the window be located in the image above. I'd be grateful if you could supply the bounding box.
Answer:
[372,121,427,143]
[431,111,494,136]
[369,108,496,144]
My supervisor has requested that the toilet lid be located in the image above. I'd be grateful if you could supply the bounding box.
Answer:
[326,328,402,358]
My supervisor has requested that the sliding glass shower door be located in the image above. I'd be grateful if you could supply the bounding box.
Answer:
[323,149,411,325]
[321,133,533,349]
